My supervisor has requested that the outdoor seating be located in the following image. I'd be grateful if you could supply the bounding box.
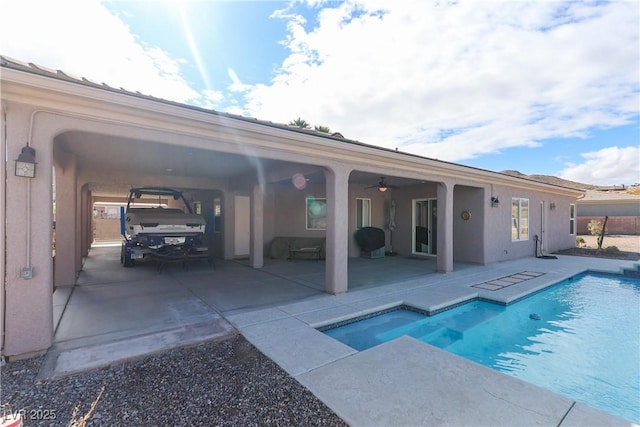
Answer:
[269,236,326,260]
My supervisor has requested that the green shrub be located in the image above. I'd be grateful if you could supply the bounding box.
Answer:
[603,246,619,253]
[575,236,586,247]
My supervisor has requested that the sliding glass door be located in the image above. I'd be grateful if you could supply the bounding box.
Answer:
[412,198,437,255]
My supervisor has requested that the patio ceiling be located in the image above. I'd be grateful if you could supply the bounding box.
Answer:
[56,131,287,180]
[55,131,428,197]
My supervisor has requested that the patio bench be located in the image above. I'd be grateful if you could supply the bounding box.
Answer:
[288,245,322,261]
[269,236,326,260]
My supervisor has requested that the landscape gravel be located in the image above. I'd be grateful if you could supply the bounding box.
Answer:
[556,235,640,260]
[1,334,347,426]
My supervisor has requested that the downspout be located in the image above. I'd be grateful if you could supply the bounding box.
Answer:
[1,103,7,360]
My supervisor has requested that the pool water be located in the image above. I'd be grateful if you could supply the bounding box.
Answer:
[322,272,640,423]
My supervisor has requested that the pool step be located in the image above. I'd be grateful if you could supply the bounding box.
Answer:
[376,304,503,343]
[621,263,640,278]
[376,317,439,341]
[418,327,463,348]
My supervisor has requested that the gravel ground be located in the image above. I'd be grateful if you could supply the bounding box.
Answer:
[577,234,639,253]
[1,335,347,426]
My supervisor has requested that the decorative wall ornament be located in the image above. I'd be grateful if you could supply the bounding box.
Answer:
[461,210,471,221]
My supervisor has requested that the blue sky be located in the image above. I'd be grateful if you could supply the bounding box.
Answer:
[2,0,639,185]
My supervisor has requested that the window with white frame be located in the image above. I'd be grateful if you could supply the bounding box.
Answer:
[569,203,576,234]
[511,198,529,241]
[356,198,371,229]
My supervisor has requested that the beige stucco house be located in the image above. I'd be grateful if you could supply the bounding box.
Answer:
[0,56,582,359]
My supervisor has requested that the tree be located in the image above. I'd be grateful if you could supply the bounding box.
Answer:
[314,125,331,133]
[597,216,609,250]
[288,117,311,129]
[587,217,609,250]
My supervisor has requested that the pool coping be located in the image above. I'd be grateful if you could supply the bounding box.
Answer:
[230,256,637,426]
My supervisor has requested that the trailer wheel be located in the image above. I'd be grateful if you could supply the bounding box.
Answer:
[121,245,135,267]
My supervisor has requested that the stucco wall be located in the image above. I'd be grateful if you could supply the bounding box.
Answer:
[271,182,328,239]
[265,181,391,258]
[483,186,577,263]
[4,103,54,357]
[452,185,485,264]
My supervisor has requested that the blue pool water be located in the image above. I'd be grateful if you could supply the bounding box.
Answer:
[322,272,640,423]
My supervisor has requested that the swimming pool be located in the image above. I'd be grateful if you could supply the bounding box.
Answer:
[321,272,640,423]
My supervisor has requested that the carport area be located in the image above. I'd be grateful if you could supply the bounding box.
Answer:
[45,242,441,377]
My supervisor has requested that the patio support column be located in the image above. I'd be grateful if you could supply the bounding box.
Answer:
[81,186,91,257]
[437,181,454,273]
[75,180,83,271]
[54,153,77,287]
[4,106,54,358]
[250,183,264,269]
[325,165,351,294]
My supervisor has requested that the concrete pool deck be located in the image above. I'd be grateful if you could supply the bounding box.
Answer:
[48,246,638,425]
[228,255,637,426]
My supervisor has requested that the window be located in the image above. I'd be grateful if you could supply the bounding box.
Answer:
[193,201,202,215]
[306,197,327,230]
[569,203,576,234]
[213,198,222,233]
[512,198,529,241]
[356,198,371,229]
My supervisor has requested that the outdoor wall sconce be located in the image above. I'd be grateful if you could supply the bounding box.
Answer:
[15,145,37,178]
[491,196,500,207]
[549,202,556,211]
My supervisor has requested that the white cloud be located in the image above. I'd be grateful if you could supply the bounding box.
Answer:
[0,0,199,104]
[558,146,640,185]
[243,1,639,163]
[1,0,637,183]
[227,68,252,93]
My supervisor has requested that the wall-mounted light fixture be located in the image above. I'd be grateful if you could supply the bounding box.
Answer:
[15,145,37,178]
[491,196,500,207]
[549,202,556,211]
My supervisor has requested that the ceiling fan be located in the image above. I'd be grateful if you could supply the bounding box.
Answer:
[365,176,397,192]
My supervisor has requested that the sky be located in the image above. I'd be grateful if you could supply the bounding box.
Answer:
[1,0,639,186]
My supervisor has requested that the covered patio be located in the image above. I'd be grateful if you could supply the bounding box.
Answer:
[51,244,445,352]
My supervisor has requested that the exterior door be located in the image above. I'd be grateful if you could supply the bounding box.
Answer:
[234,195,250,257]
[412,198,437,255]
